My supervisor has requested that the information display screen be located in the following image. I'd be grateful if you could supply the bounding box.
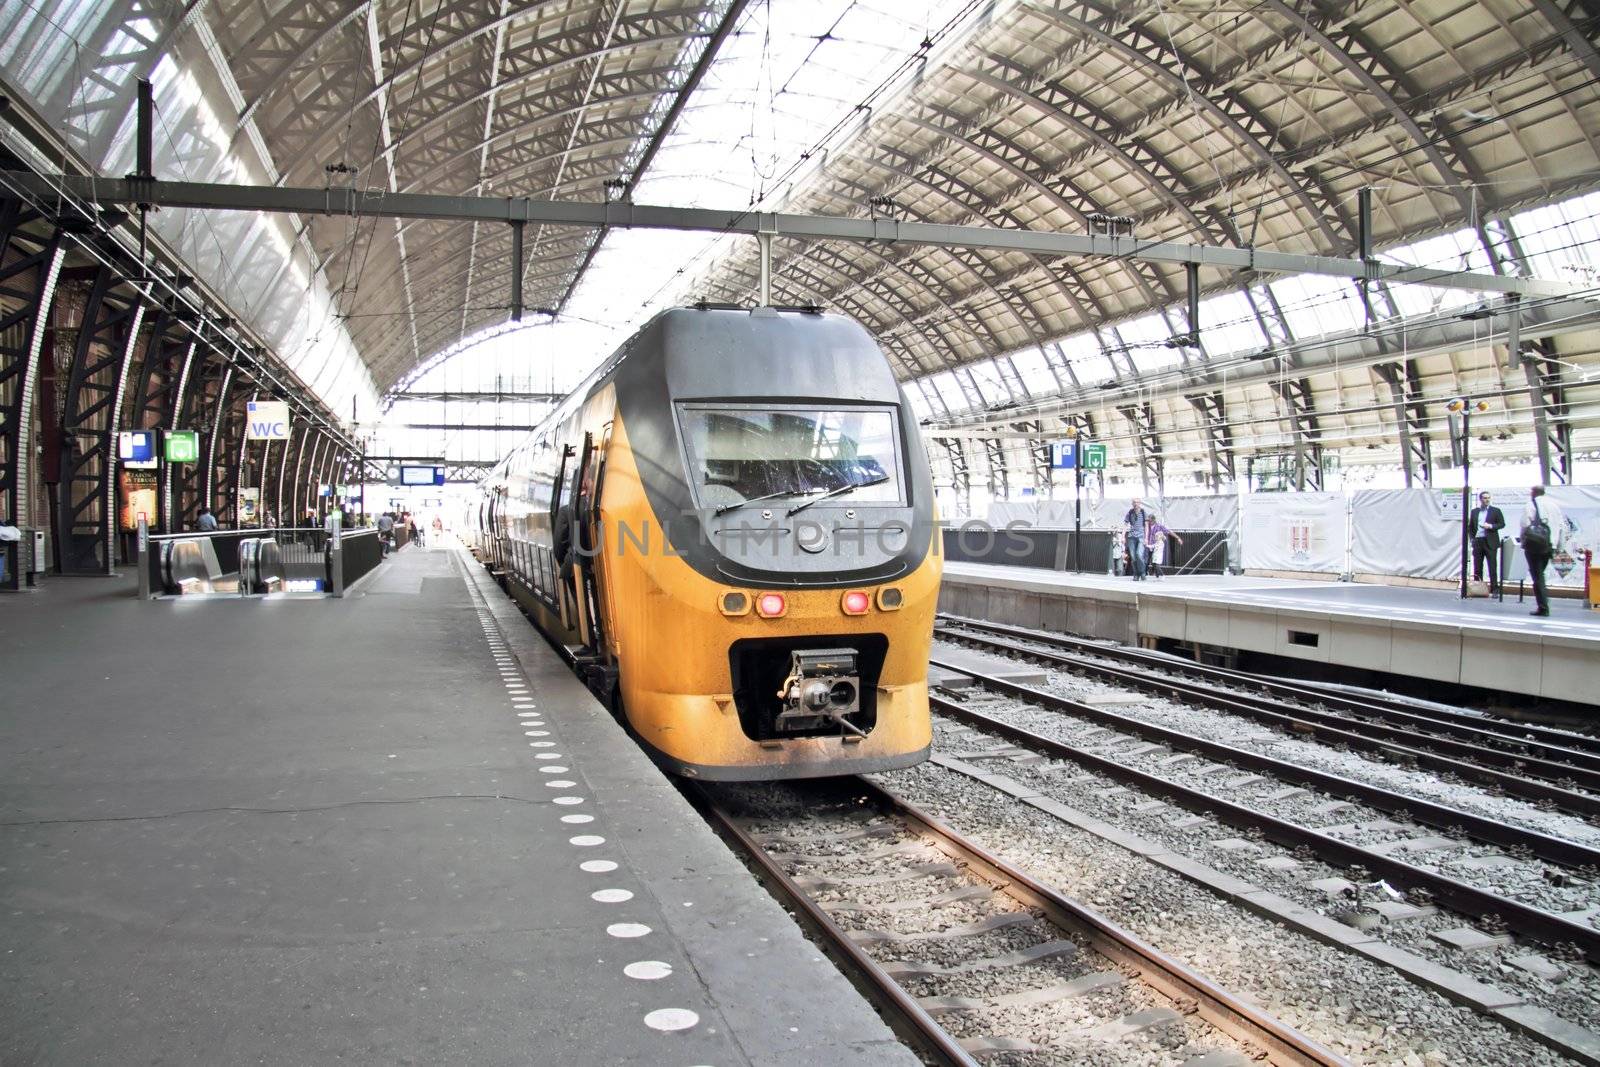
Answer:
[400,465,442,486]
[118,430,157,469]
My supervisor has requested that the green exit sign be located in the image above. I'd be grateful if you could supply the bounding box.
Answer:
[1083,442,1109,470]
[165,430,199,463]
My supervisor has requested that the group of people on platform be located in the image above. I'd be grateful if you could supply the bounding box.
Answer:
[1120,499,1184,581]
[1468,486,1569,617]
[1115,486,1569,617]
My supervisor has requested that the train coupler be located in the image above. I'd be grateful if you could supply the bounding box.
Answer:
[774,649,865,737]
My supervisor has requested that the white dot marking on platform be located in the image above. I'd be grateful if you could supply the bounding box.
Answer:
[561,813,594,824]
[569,835,604,846]
[555,796,585,806]
[516,711,540,717]
[536,753,562,760]
[591,888,633,903]
[607,922,650,938]
[644,1009,699,1032]
[580,859,616,873]
[545,780,576,788]
[624,961,672,981]
[530,741,556,748]
[540,766,570,774]
[525,730,549,736]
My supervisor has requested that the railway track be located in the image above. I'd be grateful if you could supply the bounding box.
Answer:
[935,615,1600,820]
[935,614,1600,758]
[922,667,1600,968]
[698,778,1347,1067]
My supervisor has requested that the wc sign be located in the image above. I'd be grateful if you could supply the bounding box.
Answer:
[245,400,290,440]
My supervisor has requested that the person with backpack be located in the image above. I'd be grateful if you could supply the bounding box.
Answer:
[1519,485,1566,617]
[1123,498,1150,580]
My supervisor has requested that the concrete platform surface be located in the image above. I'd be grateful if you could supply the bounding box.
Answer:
[0,544,917,1066]
[942,561,1600,640]
[940,561,1599,705]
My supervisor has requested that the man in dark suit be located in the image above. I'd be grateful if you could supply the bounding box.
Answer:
[1468,491,1505,593]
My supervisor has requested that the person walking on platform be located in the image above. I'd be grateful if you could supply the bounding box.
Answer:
[1123,498,1150,580]
[1468,491,1506,593]
[376,511,395,557]
[1520,485,1566,617]
[195,506,218,532]
[1144,514,1183,579]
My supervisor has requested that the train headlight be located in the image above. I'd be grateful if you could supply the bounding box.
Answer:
[756,592,787,618]
[841,590,871,615]
[719,591,750,616]
[876,586,903,610]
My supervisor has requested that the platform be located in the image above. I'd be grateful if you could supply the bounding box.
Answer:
[0,545,917,1065]
[939,562,1600,706]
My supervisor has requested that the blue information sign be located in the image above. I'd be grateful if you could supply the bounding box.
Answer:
[1050,442,1077,469]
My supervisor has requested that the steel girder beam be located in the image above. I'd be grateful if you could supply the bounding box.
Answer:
[889,108,1174,311]
[204,366,240,523]
[1373,360,1433,487]
[1117,402,1164,497]
[265,3,708,187]
[1269,378,1325,492]
[1532,0,1600,83]
[1018,3,1347,248]
[289,422,314,524]
[1185,392,1236,492]
[54,267,144,574]
[982,436,1008,499]
[176,358,226,531]
[0,202,63,528]
[817,148,1130,353]
[396,422,543,432]
[1255,0,1519,273]
[388,390,565,404]
[8,176,1572,300]
[938,437,970,502]
[127,310,195,533]
[1521,338,1573,485]
[560,0,752,309]
[226,393,259,526]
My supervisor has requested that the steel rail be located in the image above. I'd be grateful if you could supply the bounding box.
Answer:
[938,613,1600,766]
[928,653,1600,868]
[927,684,1600,964]
[699,781,1348,1067]
[697,791,982,1067]
[935,627,1600,819]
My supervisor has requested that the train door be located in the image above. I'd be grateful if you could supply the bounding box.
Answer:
[570,431,607,656]
[588,422,618,660]
[550,442,576,632]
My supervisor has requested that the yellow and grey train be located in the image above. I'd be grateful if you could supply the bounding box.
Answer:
[470,305,940,780]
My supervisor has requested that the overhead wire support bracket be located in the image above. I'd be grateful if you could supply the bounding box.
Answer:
[1,173,1587,300]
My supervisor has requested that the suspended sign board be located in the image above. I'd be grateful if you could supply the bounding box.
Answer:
[245,400,291,440]
[1050,442,1077,469]
[165,430,199,463]
[117,430,157,469]
[400,465,446,486]
[1082,443,1109,470]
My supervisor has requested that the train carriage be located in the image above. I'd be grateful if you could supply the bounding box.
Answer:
[473,305,939,780]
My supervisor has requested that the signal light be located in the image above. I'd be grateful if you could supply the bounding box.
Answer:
[756,592,787,618]
[841,590,871,615]
[720,591,749,616]
[877,586,903,610]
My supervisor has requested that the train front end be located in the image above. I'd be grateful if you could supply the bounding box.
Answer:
[604,307,939,780]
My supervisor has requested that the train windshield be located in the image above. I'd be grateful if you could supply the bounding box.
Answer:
[679,405,903,511]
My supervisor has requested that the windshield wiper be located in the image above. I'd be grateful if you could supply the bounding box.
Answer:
[713,487,818,516]
[786,475,891,516]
